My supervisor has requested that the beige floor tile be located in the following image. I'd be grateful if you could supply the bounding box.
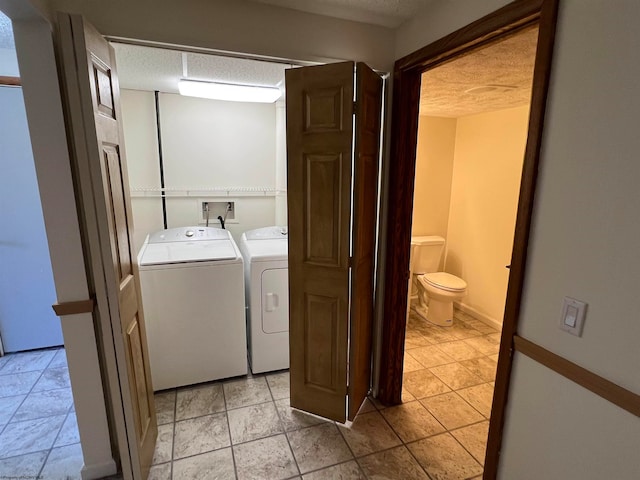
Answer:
[448,322,483,340]
[173,413,230,460]
[0,415,65,458]
[461,318,498,334]
[302,460,365,479]
[406,345,455,368]
[148,462,171,480]
[223,377,272,409]
[428,362,485,390]
[47,349,69,369]
[275,398,328,432]
[266,371,290,400]
[154,390,176,425]
[420,327,458,344]
[152,423,173,465]
[172,448,236,480]
[175,384,225,421]
[0,451,47,478]
[287,423,353,473]
[0,350,55,374]
[0,394,25,424]
[463,336,500,355]
[404,330,433,347]
[355,397,377,414]
[338,411,401,457]
[12,388,74,422]
[408,432,483,480]
[41,443,84,480]
[459,356,498,382]
[32,367,71,392]
[381,401,445,443]
[403,353,425,373]
[228,401,283,444]
[420,392,484,430]
[54,412,80,448]
[359,445,430,480]
[0,371,41,398]
[234,434,299,480]
[403,369,451,399]
[436,340,484,361]
[451,421,489,465]
[402,389,416,403]
[457,383,495,418]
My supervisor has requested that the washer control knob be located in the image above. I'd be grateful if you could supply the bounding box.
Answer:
[185,230,195,237]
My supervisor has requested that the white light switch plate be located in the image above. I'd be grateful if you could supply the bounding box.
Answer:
[559,297,587,337]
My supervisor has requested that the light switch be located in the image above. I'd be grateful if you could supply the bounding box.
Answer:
[559,297,587,337]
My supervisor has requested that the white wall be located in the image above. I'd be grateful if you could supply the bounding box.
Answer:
[120,89,164,253]
[120,89,280,244]
[49,0,395,71]
[398,1,640,478]
[0,86,62,351]
[0,47,19,75]
[445,106,528,325]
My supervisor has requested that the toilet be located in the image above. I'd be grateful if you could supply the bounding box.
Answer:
[411,236,467,327]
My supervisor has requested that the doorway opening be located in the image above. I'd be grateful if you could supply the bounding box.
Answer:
[378,0,559,478]
[0,10,79,477]
[401,25,538,478]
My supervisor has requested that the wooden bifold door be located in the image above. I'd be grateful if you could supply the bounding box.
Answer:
[286,61,383,423]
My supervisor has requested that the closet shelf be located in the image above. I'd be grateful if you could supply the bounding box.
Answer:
[129,187,286,198]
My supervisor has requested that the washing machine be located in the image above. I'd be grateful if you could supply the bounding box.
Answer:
[239,226,289,374]
[138,226,247,391]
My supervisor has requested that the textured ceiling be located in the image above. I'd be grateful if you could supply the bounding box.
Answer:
[113,43,289,94]
[420,26,539,117]
[0,11,14,49]
[252,0,432,27]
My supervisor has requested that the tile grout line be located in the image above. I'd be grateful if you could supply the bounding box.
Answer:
[266,374,302,478]
[221,379,239,480]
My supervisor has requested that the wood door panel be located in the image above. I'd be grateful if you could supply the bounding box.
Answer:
[304,153,344,266]
[304,293,340,390]
[126,316,152,439]
[59,14,158,478]
[287,62,354,423]
[348,63,382,420]
[304,87,345,133]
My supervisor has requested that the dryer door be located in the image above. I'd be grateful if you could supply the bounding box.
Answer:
[262,268,289,334]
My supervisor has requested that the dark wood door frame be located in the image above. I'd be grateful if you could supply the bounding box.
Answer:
[376,0,559,477]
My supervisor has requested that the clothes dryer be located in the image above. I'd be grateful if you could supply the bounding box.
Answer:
[239,226,289,374]
[138,226,246,390]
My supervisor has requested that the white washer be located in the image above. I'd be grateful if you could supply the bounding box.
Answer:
[239,226,289,374]
[138,226,247,391]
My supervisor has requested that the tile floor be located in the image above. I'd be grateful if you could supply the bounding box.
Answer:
[0,309,499,480]
[0,347,83,479]
[146,309,499,480]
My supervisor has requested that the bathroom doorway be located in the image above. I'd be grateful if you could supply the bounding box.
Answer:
[376,0,559,477]
[399,25,538,477]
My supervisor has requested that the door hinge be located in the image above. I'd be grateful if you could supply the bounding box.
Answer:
[353,101,357,114]
[348,256,354,267]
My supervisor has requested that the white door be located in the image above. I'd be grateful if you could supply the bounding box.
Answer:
[0,86,63,352]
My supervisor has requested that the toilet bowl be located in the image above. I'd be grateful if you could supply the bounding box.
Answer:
[415,272,467,327]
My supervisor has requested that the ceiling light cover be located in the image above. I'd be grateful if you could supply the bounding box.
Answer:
[178,79,281,103]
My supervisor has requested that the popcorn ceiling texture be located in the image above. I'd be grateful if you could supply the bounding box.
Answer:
[421,26,539,118]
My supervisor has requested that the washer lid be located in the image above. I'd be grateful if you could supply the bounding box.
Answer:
[140,239,237,266]
[244,226,288,240]
[422,272,467,292]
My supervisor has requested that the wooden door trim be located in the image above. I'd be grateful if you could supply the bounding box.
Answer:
[513,335,640,418]
[0,76,20,86]
[377,0,559,478]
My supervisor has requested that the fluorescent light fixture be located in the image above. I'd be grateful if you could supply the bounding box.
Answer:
[178,79,281,103]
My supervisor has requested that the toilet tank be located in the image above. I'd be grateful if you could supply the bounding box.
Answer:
[411,236,445,274]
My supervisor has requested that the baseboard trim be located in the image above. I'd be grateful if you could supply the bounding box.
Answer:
[454,302,502,330]
[81,459,117,480]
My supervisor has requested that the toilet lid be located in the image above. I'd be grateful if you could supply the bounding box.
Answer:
[423,272,467,292]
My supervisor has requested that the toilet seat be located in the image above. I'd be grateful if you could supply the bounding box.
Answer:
[421,272,467,292]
